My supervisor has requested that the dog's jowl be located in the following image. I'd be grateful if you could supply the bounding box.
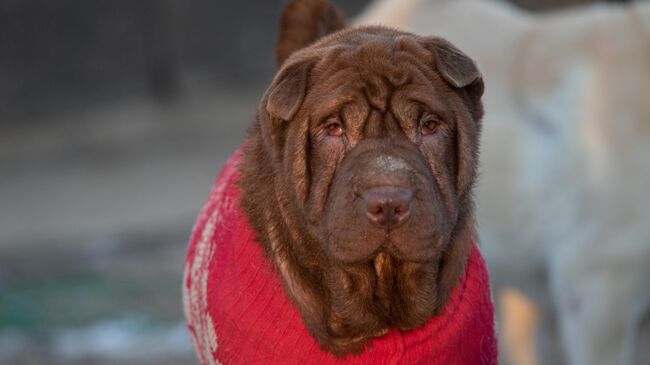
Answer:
[183,0,497,364]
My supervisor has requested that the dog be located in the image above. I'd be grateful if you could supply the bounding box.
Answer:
[358,1,650,364]
[183,0,497,363]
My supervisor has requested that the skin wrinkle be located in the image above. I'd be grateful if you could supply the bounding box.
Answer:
[308,103,369,222]
[308,76,360,122]
[285,114,311,207]
[423,147,459,229]
[341,102,370,145]
[239,16,484,356]
[265,210,320,322]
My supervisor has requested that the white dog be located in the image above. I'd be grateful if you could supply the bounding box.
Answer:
[358,1,650,365]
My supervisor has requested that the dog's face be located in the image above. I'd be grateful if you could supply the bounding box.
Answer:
[303,33,470,266]
[241,7,483,356]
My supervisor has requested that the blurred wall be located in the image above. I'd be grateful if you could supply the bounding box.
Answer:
[0,0,371,122]
[0,0,630,123]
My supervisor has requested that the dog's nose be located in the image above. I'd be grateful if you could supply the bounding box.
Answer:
[363,187,413,228]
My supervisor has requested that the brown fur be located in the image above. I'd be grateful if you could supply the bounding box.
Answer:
[239,0,484,356]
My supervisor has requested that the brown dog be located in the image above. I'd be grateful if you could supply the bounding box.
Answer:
[239,0,484,356]
[184,0,493,362]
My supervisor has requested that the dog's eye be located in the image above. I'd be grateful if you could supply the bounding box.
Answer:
[325,119,344,137]
[420,114,442,136]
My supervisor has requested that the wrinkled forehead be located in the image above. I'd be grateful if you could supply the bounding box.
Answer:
[301,29,448,121]
[310,28,437,87]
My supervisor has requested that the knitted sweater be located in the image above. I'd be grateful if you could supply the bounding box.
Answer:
[183,148,497,365]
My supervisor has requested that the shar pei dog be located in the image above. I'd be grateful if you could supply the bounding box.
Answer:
[183,0,497,364]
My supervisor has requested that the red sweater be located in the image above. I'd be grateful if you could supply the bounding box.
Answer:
[183,148,497,365]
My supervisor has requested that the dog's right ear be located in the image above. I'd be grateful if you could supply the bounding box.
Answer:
[266,57,314,122]
[276,0,345,67]
[264,56,317,208]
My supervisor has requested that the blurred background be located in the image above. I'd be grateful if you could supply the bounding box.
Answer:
[0,0,642,364]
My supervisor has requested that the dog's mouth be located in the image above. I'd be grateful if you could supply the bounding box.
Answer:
[326,232,440,266]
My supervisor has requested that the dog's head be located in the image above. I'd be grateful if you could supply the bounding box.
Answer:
[240,0,484,355]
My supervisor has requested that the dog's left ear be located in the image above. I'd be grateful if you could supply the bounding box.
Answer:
[426,38,484,201]
[276,0,346,67]
[426,37,484,120]
[427,37,483,92]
